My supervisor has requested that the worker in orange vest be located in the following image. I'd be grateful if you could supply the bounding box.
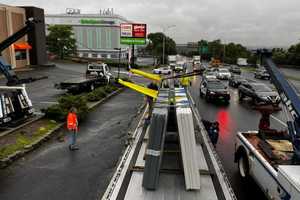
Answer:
[67,107,79,150]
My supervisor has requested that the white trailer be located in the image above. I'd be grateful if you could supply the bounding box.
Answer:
[237,58,248,66]
[235,131,300,200]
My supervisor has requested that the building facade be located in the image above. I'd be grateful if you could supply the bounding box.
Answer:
[0,4,30,68]
[45,10,131,60]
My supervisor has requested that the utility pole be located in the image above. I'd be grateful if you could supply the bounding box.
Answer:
[162,25,176,65]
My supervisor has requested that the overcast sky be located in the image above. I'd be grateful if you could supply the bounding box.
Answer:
[3,0,300,47]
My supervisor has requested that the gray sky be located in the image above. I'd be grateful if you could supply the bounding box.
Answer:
[3,0,300,47]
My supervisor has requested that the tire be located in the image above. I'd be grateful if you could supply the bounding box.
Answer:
[253,97,260,106]
[238,91,244,102]
[238,153,250,180]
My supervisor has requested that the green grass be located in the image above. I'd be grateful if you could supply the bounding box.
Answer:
[0,120,57,160]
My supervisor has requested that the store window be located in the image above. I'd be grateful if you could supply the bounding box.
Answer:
[15,50,27,60]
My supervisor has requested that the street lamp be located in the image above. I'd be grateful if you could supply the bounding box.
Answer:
[114,48,121,79]
[162,25,176,65]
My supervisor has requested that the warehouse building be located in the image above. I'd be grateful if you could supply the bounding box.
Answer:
[45,9,131,60]
[0,4,29,68]
[0,4,47,68]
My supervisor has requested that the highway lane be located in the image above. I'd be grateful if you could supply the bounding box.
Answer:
[188,67,292,200]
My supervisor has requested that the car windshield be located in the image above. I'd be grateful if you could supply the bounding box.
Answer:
[206,72,215,75]
[252,84,272,92]
[89,65,103,71]
[219,69,229,72]
[207,82,225,89]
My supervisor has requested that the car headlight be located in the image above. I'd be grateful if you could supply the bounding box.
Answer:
[210,91,216,95]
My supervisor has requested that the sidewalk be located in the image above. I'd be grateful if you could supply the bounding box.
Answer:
[0,89,144,200]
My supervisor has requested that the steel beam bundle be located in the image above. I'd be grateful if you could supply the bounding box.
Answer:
[142,91,169,190]
[175,88,201,190]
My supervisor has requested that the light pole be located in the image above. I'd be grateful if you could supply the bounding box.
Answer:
[114,48,121,79]
[162,25,176,65]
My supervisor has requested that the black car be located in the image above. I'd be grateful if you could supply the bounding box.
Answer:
[229,66,241,74]
[200,79,230,103]
[229,75,248,88]
[238,82,280,106]
[254,69,270,80]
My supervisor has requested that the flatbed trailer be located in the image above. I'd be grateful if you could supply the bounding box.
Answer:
[55,63,111,93]
[55,75,107,93]
[235,131,300,199]
[101,88,236,200]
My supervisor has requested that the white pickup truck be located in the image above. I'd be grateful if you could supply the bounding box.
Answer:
[235,131,300,200]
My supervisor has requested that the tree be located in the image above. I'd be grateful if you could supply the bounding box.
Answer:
[46,25,77,59]
[146,32,177,64]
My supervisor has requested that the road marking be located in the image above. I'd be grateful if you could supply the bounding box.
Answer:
[270,115,287,127]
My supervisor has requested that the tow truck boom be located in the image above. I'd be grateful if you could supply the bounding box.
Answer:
[260,50,300,158]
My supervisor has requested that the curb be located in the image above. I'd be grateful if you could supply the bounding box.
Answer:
[0,114,44,139]
[0,87,125,169]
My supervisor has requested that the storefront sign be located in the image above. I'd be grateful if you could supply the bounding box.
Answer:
[120,23,146,45]
[80,19,115,25]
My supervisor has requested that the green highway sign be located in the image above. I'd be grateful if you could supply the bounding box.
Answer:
[120,37,146,45]
[199,46,208,54]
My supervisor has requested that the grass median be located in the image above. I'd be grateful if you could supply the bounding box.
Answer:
[0,119,58,160]
[0,83,123,162]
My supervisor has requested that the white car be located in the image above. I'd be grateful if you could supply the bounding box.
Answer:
[217,68,231,80]
[152,67,172,75]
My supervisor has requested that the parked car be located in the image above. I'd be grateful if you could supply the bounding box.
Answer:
[152,67,172,75]
[254,69,270,80]
[229,66,241,74]
[238,82,280,106]
[200,78,230,103]
[216,68,231,80]
[229,75,248,88]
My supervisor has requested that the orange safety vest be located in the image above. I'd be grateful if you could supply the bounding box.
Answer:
[67,113,78,131]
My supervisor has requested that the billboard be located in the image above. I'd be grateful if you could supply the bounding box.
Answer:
[120,23,146,45]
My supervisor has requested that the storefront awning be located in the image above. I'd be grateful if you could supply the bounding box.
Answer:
[14,43,32,50]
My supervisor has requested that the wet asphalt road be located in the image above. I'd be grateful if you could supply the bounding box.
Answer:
[0,88,144,200]
[188,64,299,200]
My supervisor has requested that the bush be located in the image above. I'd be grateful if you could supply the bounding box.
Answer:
[43,94,88,122]
[87,87,107,102]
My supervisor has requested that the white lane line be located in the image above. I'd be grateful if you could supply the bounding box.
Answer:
[270,115,287,127]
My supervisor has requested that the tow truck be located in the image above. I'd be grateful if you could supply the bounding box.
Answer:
[54,62,112,93]
[234,50,300,200]
[101,69,236,200]
[0,18,45,126]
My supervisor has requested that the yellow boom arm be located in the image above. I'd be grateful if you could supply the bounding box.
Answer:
[118,79,158,99]
[130,69,161,82]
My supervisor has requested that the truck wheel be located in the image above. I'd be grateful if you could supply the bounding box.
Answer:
[199,89,203,97]
[238,154,250,179]
[90,84,95,91]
